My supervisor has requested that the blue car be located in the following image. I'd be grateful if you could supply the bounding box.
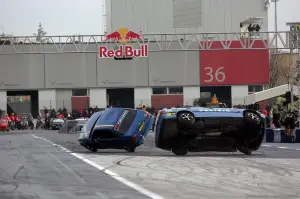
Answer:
[154,107,265,156]
[78,108,154,152]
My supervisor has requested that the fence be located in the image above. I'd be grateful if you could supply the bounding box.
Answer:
[58,120,81,134]
[265,128,300,143]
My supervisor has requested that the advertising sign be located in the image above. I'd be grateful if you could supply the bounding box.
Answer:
[99,28,148,58]
[200,40,270,85]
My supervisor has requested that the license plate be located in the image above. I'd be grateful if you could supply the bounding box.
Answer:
[138,122,145,131]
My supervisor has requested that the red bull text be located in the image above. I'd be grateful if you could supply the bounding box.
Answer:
[99,44,148,58]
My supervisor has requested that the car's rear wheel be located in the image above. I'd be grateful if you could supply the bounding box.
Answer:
[172,147,188,156]
[87,145,97,152]
[237,145,253,155]
[177,112,195,127]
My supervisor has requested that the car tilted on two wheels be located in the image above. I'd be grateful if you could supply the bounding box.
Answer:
[78,108,154,152]
[78,107,265,156]
[155,107,265,155]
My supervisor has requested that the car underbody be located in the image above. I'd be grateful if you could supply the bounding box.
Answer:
[155,112,265,156]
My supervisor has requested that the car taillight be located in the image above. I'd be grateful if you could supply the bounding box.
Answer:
[131,135,137,141]
[159,110,165,117]
[145,112,149,119]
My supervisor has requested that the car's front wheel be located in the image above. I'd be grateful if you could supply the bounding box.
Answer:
[172,148,188,156]
[244,111,261,125]
[177,112,195,128]
[125,147,136,152]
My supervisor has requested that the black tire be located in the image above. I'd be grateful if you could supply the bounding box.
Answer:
[237,145,253,155]
[89,147,98,153]
[125,147,136,152]
[172,148,188,156]
[177,112,195,127]
[244,111,261,125]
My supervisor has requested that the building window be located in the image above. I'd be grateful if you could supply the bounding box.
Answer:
[152,87,167,95]
[72,89,88,96]
[248,85,263,93]
[168,87,183,94]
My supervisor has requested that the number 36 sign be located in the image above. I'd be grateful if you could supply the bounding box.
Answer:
[200,41,270,86]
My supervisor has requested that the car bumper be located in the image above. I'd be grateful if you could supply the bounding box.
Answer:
[78,133,91,145]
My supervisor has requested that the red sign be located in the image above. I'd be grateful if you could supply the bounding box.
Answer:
[100,28,148,58]
[99,45,148,58]
[200,40,269,85]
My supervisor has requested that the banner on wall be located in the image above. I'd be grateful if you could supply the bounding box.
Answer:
[200,40,270,86]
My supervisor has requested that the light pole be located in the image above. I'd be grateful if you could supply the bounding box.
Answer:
[271,0,279,49]
[287,22,300,124]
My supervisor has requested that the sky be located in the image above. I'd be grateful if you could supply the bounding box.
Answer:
[268,0,300,31]
[0,0,104,36]
[0,0,299,36]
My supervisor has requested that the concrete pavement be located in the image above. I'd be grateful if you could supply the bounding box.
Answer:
[0,131,152,199]
[2,130,300,198]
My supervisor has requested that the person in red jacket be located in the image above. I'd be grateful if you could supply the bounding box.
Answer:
[57,113,64,119]
[10,113,15,122]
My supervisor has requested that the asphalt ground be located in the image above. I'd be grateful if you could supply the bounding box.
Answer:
[1,130,300,199]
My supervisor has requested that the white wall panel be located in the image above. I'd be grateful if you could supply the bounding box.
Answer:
[0,91,7,113]
[90,89,107,108]
[183,87,200,106]
[134,88,152,107]
[231,85,248,106]
[56,90,72,111]
[106,0,267,34]
[39,90,56,111]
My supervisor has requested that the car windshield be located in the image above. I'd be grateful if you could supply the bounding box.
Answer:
[95,108,124,126]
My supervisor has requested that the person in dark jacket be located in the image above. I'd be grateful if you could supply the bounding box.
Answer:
[45,114,51,130]
[284,111,297,142]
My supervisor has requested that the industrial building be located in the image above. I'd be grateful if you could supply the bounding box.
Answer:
[0,0,272,116]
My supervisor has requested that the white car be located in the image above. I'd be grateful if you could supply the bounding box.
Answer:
[51,118,65,130]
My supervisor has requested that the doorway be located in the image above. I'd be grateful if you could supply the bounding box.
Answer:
[7,90,39,118]
[200,86,232,107]
[106,88,134,108]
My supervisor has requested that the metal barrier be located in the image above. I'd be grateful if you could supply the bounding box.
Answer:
[265,128,300,143]
[58,120,79,134]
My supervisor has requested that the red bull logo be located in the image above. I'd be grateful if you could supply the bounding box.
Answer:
[100,28,148,58]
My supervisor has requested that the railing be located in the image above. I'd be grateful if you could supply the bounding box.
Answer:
[0,31,295,54]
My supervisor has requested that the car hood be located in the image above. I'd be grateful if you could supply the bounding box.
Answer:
[53,119,64,123]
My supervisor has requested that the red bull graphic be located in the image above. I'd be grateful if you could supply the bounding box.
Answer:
[100,28,148,58]
[125,31,143,41]
[104,31,122,42]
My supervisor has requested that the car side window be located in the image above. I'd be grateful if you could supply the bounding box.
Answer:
[82,112,101,133]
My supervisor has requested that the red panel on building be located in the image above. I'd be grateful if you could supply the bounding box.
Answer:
[71,96,90,110]
[200,40,269,86]
[151,95,183,109]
